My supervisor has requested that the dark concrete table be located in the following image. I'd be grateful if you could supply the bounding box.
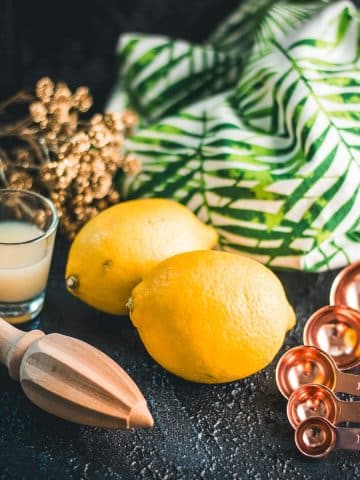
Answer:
[1,0,360,478]
[0,239,358,479]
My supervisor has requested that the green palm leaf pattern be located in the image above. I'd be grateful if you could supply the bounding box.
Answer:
[107,1,325,123]
[210,0,326,56]
[108,33,243,123]
[116,1,360,271]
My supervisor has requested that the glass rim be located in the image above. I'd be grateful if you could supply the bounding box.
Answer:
[0,188,59,246]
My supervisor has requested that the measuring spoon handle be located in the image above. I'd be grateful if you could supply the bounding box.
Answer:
[337,426,360,450]
[339,400,360,423]
[336,371,360,396]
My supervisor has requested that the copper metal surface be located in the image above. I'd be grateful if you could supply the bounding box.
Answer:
[276,345,360,398]
[287,384,337,429]
[295,416,360,458]
[288,384,360,429]
[330,261,360,310]
[276,346,337,399]
[304,305,360,370]
[294,417,337,458]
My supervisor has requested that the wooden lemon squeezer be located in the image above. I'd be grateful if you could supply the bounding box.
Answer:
[0,317,154,429]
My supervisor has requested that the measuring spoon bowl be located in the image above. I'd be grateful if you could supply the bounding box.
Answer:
[276,346,337,399]
[330,261,360,310]
[295,416,360,458]
[287,384,337,429]
[295,416,337,458]
[276,345,360,398]
[304,305,360,370]
[287,384,360,428]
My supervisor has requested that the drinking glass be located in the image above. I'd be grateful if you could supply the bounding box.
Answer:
[0,189,58,323]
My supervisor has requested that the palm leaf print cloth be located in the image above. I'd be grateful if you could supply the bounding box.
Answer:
[109,1,360,272]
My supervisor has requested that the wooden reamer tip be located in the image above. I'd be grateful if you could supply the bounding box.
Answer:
[0,318,154,430]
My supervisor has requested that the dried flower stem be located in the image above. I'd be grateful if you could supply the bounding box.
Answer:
[0,91,33,112]
[0,77,140,239]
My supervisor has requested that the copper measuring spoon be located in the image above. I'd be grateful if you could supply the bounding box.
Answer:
[304,305,360,370]
[287,384,360,429]
[276,345,360,399]
[295,416,360,458]
[330,260,360,310]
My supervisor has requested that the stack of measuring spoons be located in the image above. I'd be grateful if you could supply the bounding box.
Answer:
[276,261,360,457]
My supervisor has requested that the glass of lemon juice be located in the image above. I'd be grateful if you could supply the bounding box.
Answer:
[0,189,58,324]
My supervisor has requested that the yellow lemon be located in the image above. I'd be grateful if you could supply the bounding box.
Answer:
[128,250,296,383]
[65,198,218,315]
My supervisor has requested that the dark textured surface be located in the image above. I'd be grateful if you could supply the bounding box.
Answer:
[0,240,357,480]
[0,0,239,105]
[1,0,360,478]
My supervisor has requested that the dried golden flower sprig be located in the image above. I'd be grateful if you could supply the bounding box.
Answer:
[0,77,140,239]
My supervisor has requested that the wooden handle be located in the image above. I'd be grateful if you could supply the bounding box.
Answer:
[0,317,153,429]
[0,317,44,380]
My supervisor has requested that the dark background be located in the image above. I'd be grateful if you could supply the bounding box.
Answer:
[0,1,359,479]
[0,0,238,106]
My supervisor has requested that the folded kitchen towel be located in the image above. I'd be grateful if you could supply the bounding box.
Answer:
[108,0,360,271]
